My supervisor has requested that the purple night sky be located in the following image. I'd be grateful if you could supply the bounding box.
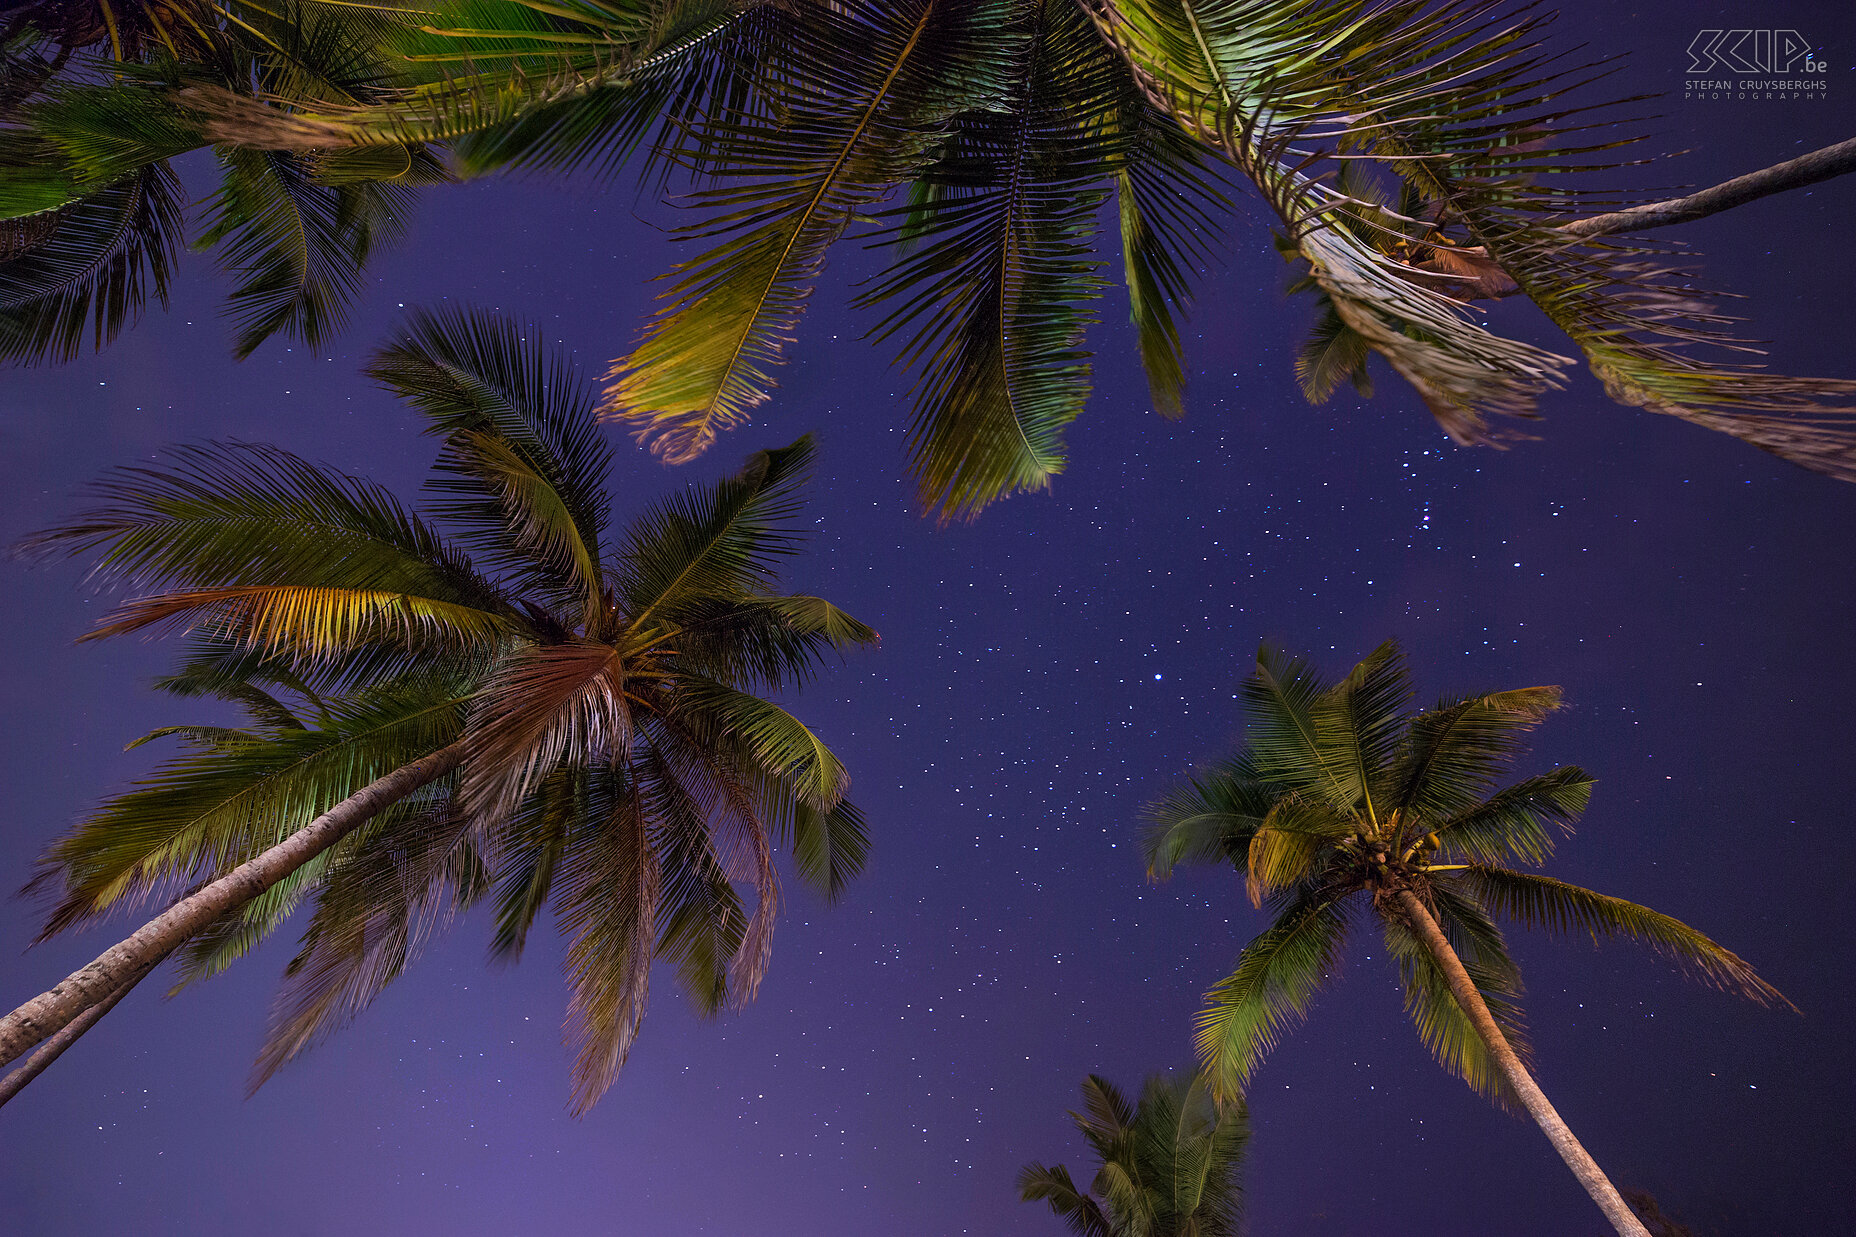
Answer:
[2,4,1852,1234]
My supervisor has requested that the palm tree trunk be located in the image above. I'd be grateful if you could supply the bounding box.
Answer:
[0,943,175,1109]
[1563,135,1856,239]
[0,741,467,1075]
[1393,888,1651,1237]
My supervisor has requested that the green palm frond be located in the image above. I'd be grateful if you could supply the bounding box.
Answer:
[1242,795,1346,906]
[1292,297,1372,402]
[1023,1072,1247,1237]
[1082,0,1577,445]
[1195,885,1349,1101]
[669,592,878,695]
[446,0,778,182]
[1317,638,1410,818]
[123,723,259,751]
[1139,753,1270,879]
[672,673,848,809]
[29,673,470,935]
[1457,865,1792,1009]
[0,162,183,363]
[1382,685,1565,821]
[614,433,812,630]
[486,767,576,960]
[785,797,870,902]
[601,0,986,464]
[1382,905,1529,1106]
[1018,1162,1114,1237]
[179,0,747,162]
[1424,767,1590,866]
[636,706,779,1001]
[250,796,486,1087]
[855,0,1112,519]
[1111,91,1234,419]
[366,305,612,619]
[199,146,414,357]
[22,440,519,658]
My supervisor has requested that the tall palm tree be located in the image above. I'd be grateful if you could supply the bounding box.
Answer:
[8,0,1855,513]
[1141,641,1790,1237]
[0,306,877,1113]
[1019,1073,1248,1237]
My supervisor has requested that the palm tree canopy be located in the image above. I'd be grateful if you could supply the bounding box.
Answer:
[1,0,443,363]
[1141,640,1789,1105]
[7,0,1855,514]
[21,305,877,1112]
[1019,1073,1249,1237]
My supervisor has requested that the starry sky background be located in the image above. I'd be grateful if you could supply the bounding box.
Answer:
[2,4,1853,1234]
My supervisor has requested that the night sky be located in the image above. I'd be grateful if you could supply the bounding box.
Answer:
[2,5,1853,1234]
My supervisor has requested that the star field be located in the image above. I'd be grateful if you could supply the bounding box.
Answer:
[3,6,1855,1234]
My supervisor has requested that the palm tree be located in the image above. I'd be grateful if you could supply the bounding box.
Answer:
[1,0,441,363]
[1141,640,1790,1237]
[0,306,877,1113]
[1019,1073,1248,1237]
[7,1,1855,513]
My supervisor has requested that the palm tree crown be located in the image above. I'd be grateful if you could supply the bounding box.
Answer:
[1142,641,1789,1233]
[16,306,877,1112]
[1019,1072,1249,1237]
[1146,640,1786,1101]
[7,1,1855,515]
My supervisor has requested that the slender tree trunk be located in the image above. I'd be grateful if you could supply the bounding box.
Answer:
[1393,889,1652,1237]
[0,741,467,1075]
[0,943,175,1109]
[1563,135,1856,239]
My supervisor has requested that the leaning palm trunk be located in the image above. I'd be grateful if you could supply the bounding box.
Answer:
[1394,890,1651,1237]
[0,741,467,1074]
[0,943,176,1108]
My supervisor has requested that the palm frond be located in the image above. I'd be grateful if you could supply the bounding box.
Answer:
[1140,753,1273,879]
[366,304,612,619]
[614,434,812,631]
[1382,684,1565,822]
[1292,296,1372,402]
[855,0,1113,519]
[250,796,485,1087]
[1381,893,1529,1106]
[1018,1162,1114,1237]
[22,440,518,659]
[1195,885,1350,1101]
[1242,641,1365,812]
[1243,795,1346,907]
[457,639,628,827]
[1110,90,1234,419]
[1425,766,1590,866]
[447,1,779,183]
[183,0,747,159]
[785,797,868,902]
[198,146,413,357]
[1313,638,1409,821]
[601,1,977,463]
[30,674,469,935]
[0,162,183,363]
[670,592,877,694]
[671,673,848,809]
[487,767,576,960]
[1081,0,1578,445]
[1457,865,1792,1008]
[553,758,660,1116]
